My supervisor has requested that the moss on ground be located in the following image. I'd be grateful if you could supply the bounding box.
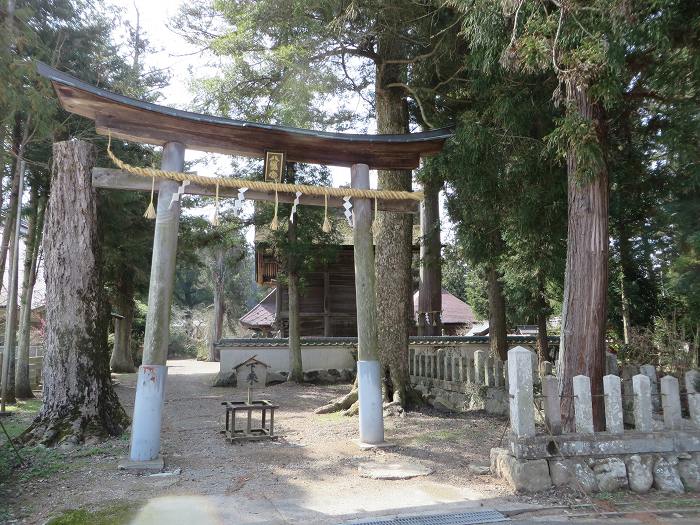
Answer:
[46,501,141,525]
[412,429,462,443]
[316,411,344,422]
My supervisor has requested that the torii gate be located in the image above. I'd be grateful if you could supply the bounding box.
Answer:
[38,63,451,465]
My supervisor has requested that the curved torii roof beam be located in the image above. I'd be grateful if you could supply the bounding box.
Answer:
[37,62,452,170]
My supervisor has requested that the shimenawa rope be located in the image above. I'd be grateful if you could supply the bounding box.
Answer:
[106,134,423,202]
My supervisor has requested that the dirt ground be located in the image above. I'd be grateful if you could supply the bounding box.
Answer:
[2,359,698,524]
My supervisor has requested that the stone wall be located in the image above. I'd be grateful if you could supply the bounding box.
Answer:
[493,346,700,494]
[216,338,357,384]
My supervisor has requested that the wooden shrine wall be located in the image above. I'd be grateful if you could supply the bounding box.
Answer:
[278,246,357,337]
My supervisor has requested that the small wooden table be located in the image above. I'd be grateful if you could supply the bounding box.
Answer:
[221,400,278,443]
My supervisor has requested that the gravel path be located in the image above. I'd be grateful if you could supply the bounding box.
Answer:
[8,359,535,524]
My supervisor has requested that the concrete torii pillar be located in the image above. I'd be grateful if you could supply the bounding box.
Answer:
[128,142,185,465]
[351,164,385,445]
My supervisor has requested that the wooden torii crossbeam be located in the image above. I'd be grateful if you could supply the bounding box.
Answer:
[38,62,452,464]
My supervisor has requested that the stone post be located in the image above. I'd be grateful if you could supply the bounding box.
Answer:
[467,357,475,383]
[436,349,444,380]
[632,374,653,432]
[603,374,623,434]
[640,364,661,412]
[542,375,562,435]
[605,352,619,376]
[130,142,185,463]
[540,361,553,378]
[451,351,458,382]
[351,163,384,445]
[660,375,682,430]
[474,350,485,385]
[686,370,700,428]
[494,359,503,388]
[508,346,535,438]
[573,375,594,434]
[485,354,495,386]
[621,364,638,425]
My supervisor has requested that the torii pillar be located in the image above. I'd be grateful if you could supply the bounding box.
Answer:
[351,164,384,445]
[127,142,185,465]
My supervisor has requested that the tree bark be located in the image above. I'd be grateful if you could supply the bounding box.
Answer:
[109,275,135,373]
[536,274,550,363]
[618,230,633,344]
[206,248,225,362]
[418,179,442,336]
[286,163,303,382]
[486,264,508,361]
[287,269,302,382]
[557,84,609,432]
[15,188,44,398]
[375,43,413,405]
[0,116,24,286]
[1,176,21,405]
[22,140,128,446]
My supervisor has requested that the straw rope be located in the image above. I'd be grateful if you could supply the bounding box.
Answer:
[106,134,423,202]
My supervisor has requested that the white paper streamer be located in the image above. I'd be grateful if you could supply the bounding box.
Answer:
[289,191,302,223]
[233,187,248,215]
[169,180,190,209]
[343,196,353,227]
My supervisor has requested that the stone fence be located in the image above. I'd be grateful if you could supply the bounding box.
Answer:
[409,336,557,415]
[216,335,558,390]
[491,346,700,494]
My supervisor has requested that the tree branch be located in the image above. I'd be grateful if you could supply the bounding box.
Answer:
[384,82,436,129]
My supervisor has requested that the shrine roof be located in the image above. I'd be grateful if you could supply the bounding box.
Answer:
[37,62,453,170]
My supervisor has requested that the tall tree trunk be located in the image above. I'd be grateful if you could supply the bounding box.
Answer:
[15,188,44,398]
[0,116,24,285]
[536,275,550,363]
[22,140,128,446]
[286,163,303,382]
[1,0,17,212]
[207,249,225,362]
[418,179,442,336]
[0,126,6,213]
[558,84,609,432]
[375,39,413,405]
[1,192,21,405]
[109,274,135,373]
[287,270,302,382]
[486,264,508,361]
[618,229,633,344]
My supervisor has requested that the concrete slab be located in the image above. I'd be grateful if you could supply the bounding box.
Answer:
[358,460,433,480]
[117,456,164,473]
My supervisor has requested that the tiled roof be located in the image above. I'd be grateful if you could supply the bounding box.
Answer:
[413,290,479,325]
[216,335,560,348]
[241,288,481,328]
[239,289,277,328]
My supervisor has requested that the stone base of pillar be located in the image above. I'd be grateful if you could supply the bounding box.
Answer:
[117,456,164,473]
[129,365,167,462]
